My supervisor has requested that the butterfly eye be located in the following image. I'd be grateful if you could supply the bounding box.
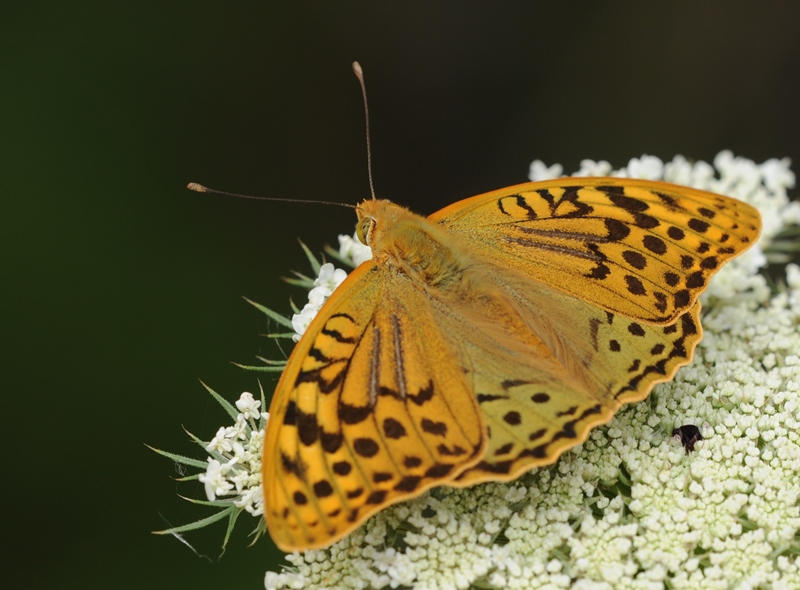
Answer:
[356,217,372,245]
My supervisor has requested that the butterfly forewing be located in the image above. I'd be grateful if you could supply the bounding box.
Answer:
[264,262,485,551]
[429,178,761,324]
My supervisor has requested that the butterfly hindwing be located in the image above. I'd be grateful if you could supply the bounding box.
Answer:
[449,279,703,485]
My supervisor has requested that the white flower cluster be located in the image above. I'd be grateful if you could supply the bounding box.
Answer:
[198,392,268,516]
[264,153,800,589]
[338,232,374,267]
[291,263,352,342]
[290,235,372,341]
[291,263,348,342]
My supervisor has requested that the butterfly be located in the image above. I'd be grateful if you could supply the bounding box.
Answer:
[262,177,761,551]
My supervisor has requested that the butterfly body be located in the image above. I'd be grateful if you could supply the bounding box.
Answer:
[264,178,761,551]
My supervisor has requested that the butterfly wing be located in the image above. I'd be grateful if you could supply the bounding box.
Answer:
[429,178,761,324]
[421,178,759,483]
[263,261,486,551]
[443,272,703,486]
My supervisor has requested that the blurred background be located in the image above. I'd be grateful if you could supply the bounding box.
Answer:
[4,2,800,588]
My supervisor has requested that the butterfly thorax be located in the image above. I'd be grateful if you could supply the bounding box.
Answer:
[357,199,473,292]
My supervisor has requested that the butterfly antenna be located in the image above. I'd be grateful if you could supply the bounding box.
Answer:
[186,183,355,209]
[352,61,376,200]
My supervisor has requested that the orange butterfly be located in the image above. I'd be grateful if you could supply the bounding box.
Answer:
[263,177,761,551]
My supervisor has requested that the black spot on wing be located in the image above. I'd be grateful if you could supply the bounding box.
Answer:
[339,403,371,424]
[512,194,537,218]
[477,393,509,403]
[502,379,532,389]
[295,365,346,394]
[628,323,645,337]
[333,461,352,476]
[652,191,682,210]
[494,442,514,456]
[528,428,547,441]
[313,480,334,498]
[697,207,716,219]
[680,312,698,336]
[321,431,343,453]
[383,417,407,439]
[625,275,646,296]
[633,213,659,229]
[667,226,685,241]
[394,476,421,492]
[307,346,331,364]
[604,219,631,241]
[589,318,600,351]
[472,459,514,475]
[366,490,388,505]
[421,418,448,436]
[701,256,719,270]
[321,326,356,344]
[297,409,319,446]
[409,380,435,405]
[674,289,691,309]
[688,218,710,233]
[281,452,303,477]
[608,193,649,213]
[556,406,578,418]
[643,235,667,255]
[623,250,647,269]
[353,438,379,457]
[283,400,298,425]
[437,444,467,456]
[654,291,668,313]
[403,456,422,468]
[686,271,705,289]
[424,464,454,478]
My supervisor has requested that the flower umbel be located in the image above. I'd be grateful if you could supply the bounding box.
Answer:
[151,386,269,549]
[262,153,800,589]
[291,263,348,342]
[158,152,800,588]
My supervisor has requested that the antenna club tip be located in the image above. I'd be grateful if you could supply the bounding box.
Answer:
[187,182,208,193]
[352,61,363,77]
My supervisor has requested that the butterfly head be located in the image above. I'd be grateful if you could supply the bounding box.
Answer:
[355,198,409,248]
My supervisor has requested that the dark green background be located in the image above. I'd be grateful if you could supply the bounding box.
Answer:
[5,2,800,588]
